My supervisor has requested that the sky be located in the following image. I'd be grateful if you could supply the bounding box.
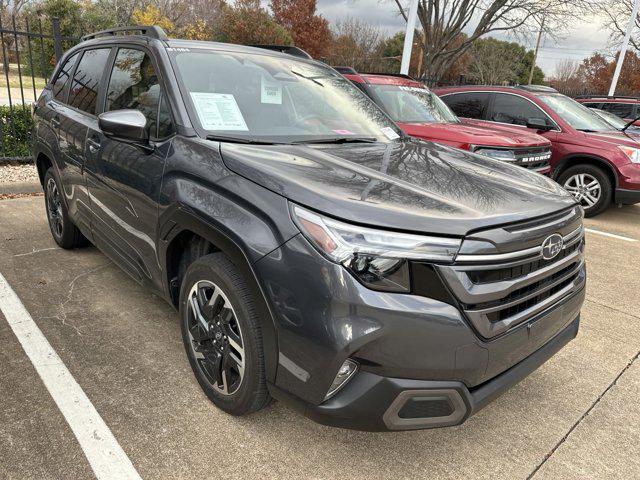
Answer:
[311,0,615,78]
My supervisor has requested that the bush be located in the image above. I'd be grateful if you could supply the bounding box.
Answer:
[0,105,33,158]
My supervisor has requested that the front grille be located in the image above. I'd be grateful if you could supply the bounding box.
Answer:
[437,209,586,339]
[513,146,552,170]
[467,240,582,284]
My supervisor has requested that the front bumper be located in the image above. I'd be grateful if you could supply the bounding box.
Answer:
[615,188,640,205]
[271,316,579,431]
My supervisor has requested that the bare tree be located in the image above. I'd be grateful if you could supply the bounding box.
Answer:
[549,58,583,92]
[603,0,640,51]
[326,17,385,71]
[390,0,594,80]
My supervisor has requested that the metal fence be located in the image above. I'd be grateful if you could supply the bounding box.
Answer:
[0,15,79,159]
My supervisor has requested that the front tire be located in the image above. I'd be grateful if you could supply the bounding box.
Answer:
[43,169,88,249]
[179,253,270,415]
[558,164,612,217]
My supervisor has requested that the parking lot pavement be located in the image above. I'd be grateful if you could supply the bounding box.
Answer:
[1,197,639,480]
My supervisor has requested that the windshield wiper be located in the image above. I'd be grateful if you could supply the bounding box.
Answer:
[290,137,379,144]
[205,134,277,145]
[622,114,640,132]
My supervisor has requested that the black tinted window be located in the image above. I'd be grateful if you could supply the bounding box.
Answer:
[105,48,164,133]
[582,102,602,109]
[490,93,553,127]
[602,102,634,119]
[441,92,490,119]
[68,48,111,114]
[52,52,79,102]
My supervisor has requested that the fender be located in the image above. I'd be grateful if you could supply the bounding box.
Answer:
[553,153,619,186]
[158,203,280,383]
[33,139,60,186]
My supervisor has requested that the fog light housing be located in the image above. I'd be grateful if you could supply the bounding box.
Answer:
[325,359,358,400]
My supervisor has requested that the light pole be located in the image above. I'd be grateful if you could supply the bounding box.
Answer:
[400,0,420,75]
[609,0,640,96]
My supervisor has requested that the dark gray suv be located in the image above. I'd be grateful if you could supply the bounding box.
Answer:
[32,26,586,431]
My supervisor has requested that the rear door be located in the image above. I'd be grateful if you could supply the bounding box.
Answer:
[440,92,491,120]
[55,47,112,233]
[84,46,173,287]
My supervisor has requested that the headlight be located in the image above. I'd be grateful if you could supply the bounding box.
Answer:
[474,148,517,162]
[290,204,461,292]
[618,145,640,164]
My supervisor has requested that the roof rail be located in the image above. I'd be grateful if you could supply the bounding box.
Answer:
[515,84,558,93]
[81,25,168,42]
[250,45,313,60]
[575,95,640,100]
[361,71,417,81]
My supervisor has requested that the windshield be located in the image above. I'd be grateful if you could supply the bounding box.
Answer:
[169,48,402,143]
[591,108,626,129]
[538,94,615,132]
[370,84,459,124]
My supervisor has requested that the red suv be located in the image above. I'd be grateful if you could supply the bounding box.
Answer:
[576,96,640,126]
[336,68,552,174]
[435,85,640,216]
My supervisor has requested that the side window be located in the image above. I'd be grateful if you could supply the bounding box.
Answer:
[441,92,489,119]
[52,52,79,102]
[68,48,111,114]
[602,102,634,119]
[105,48,172,138]
[490,94,553,127]
[582,102,602,109]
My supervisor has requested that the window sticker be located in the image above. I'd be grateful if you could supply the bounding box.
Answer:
[190,92,248,131]
[261,76,283,104]
[380,126,400,140]
[399,85,428,93]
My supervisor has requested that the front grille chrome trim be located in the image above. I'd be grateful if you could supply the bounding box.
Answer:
[455,226,583,264]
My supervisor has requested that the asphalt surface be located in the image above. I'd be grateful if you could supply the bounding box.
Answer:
[1,193,639,480]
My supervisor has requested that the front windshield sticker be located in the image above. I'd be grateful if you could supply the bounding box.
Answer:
[261,76,283,104]
[399,86,428,93]
[380,126,400,140]
[190,92,249,131]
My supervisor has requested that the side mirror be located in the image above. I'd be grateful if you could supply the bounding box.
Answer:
[526,118,554,132]
[98,109,149,143]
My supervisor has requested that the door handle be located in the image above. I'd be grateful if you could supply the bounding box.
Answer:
[87,138,101,154]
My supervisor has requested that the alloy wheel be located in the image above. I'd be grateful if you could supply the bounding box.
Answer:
[186,280,245,395]
[563,173,601,208]
[46,177,64,238]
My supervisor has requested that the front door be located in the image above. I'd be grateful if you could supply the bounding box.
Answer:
[85,47,173,288]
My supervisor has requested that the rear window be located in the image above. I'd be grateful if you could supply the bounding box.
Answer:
[52,52,79,102]
[68,48,111,115]
[441,92,490,119]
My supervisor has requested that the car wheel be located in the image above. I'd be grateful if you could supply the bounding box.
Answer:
[179,252,270,415]
[558,164,612,217]
[44,169,88,249]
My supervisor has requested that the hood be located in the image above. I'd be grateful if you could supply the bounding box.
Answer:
[398,121,550,149]
[582,130,640,148]
[220,138,576,237]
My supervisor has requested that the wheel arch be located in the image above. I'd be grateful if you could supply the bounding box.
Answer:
[552,154,618,190]
[160,205,279,383]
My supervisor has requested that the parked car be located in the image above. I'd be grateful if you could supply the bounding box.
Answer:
[576,96,640,126]
[436,85,640,216]
[335,68,552,174]
[590,107,640,134]
[32,28,586,431]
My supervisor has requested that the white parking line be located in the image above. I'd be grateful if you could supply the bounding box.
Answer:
[0,272,142,480]
[585,228,638,243]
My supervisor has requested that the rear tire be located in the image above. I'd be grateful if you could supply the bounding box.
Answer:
[558,164,612,217]
[43,169,88,249]
[179,252,270,415]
